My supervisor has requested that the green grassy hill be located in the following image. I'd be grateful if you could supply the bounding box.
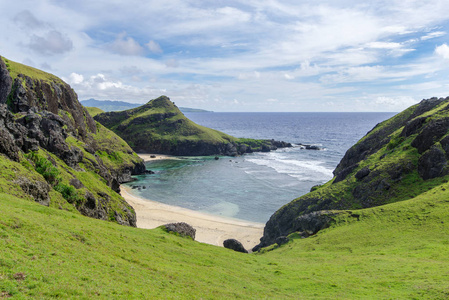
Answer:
[84,106,104,117]
[94,95,290,156]
[259,97,449,247]
[1,183,448,298]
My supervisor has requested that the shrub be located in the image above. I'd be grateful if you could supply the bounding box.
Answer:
[54,183,83,205]
[26,152,60,185]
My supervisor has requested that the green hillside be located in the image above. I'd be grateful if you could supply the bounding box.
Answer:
[94,96,290,156]
[1,182,448,298]
[84,106,104,117]
[259,97,449,247]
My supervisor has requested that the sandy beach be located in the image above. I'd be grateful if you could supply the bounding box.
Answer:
[121,154,264,249]
[137,153,178,161]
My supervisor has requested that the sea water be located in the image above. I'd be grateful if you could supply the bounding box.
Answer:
[124,112,395,223]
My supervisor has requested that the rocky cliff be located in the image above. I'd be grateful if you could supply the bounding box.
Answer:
[0,56,145,226]
[95,96,291,156]
[258,96,449,248]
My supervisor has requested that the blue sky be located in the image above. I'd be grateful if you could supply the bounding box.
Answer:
[0,0,448,112]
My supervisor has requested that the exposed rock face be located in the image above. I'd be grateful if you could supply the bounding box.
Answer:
[14,176,51,206]
[418,146,447,180]
[333,98,445,181]
[259,211,340,248]
[0,56,145,226]
[164,222,196,240]
[258,96,449,248]
[355,167,370,181]
[223,239,248,253]
[0,57,12,104]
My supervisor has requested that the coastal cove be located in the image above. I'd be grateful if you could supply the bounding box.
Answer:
[123,112,395,235]
[120,184,264,249]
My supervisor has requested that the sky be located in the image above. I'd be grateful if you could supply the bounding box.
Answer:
[0,0,448,112]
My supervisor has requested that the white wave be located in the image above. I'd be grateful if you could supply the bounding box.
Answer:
[246,155,334,181]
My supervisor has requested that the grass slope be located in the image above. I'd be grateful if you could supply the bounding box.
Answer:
[1,182,448,298]
[1,57,64,84]
[84,106,104,117]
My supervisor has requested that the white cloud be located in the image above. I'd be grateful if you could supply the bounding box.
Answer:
[366,42,402,49]
[421,31,446,40]
[374,96,418,108]
[108,32,144,56]
[14,10,45,28]
[68,72,84,84]
[435,44,449,59]
[165,59,179,68]
[28,30,73,55]
[146,40,163,54]
[1,0,449,111]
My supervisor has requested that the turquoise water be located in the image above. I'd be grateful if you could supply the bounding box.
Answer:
[124,112,395,223]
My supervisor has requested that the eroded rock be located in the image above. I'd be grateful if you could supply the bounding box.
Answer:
[418,145,448,180]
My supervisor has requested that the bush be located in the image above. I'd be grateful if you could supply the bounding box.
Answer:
[26,152,60,185]
[54,183,83,204]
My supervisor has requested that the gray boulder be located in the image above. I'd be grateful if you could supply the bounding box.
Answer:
[355,167,370,181]
[164,222,196,240]
[223,239,248,253]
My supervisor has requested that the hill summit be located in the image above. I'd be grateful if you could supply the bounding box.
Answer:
[94,96,291,156]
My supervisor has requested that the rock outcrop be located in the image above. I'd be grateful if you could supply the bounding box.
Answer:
[163,222,196,240]
[223,239,248,253]
[0,56,145,226]
[257,96,449,248]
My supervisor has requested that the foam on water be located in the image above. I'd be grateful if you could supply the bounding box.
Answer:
[246,150,334,182]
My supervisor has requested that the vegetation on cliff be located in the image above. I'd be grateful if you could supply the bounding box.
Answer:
[94,95,291,156]
[0,56,145,226]
[259,96,449,247]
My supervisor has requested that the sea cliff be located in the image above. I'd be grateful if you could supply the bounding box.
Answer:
[0,56,145,226]
[257,96,449,248]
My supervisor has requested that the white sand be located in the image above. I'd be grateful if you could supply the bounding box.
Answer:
[121,153,264,249]
[137,153,178,161]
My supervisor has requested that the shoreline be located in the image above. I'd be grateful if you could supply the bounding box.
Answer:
[137,153,178,161]
[121,154,264,249]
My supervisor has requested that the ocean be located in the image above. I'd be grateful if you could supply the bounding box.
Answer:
[124,112,395,223]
